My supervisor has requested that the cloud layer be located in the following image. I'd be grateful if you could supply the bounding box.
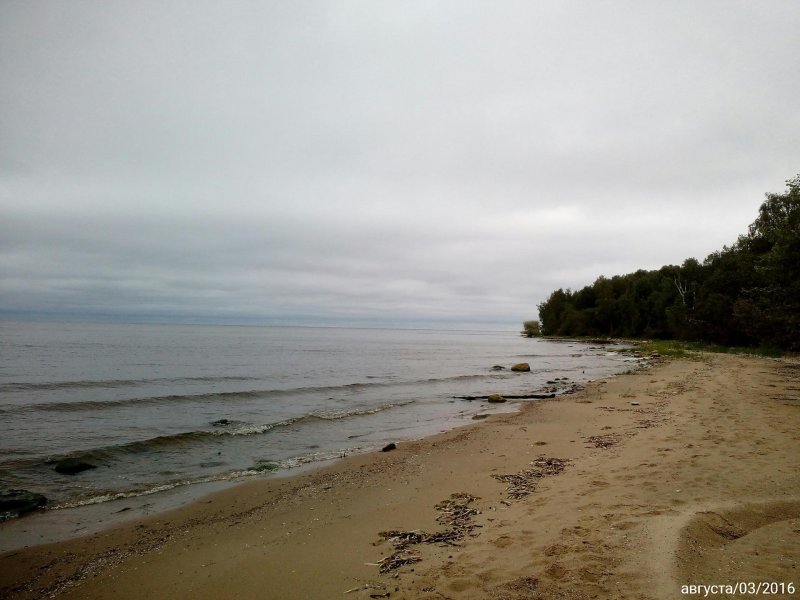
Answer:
[2,1,799,327]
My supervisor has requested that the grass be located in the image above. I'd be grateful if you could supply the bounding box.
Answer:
[633,339,784,358]
[540,335,788,358]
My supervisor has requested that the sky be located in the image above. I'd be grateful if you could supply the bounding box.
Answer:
[1,1,799,329]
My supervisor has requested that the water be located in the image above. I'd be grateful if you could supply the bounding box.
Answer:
[0,322,635,520]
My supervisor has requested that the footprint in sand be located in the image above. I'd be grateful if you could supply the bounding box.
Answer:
[545,562,569,579]
[543,543,570,556]
[491,534,514,548]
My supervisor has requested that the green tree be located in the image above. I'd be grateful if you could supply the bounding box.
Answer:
[535,174,800,350]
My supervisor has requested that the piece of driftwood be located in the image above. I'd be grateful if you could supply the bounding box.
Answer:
[455,393,555,400]
[455,382,585,402]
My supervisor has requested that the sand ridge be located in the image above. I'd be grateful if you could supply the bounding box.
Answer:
[1,354,798,599]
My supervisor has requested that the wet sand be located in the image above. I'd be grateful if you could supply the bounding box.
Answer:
[1,353,799,599]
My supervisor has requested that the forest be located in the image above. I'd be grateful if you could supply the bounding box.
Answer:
[537,175,800,350]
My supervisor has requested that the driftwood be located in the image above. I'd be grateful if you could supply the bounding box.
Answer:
[455,383,584,402]
[455,392,555,400]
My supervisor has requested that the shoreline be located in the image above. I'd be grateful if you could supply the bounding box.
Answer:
[2,353,798,599]
[0,382,535,554]
[0,333,637,531]
[0,344,634,554]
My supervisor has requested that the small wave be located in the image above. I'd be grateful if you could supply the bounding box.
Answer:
[423,373,501,383]
[0,375,263,393]
[0,400,416,470]
[311,400,415,421]
[1,389,283,414]
[1,373,488,414]
[49,448,364,510]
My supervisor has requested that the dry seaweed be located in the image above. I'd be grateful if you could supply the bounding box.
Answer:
[376,493,480,573]
[586,434,620,448]
[492,456,570,500]
[376,552,422,574]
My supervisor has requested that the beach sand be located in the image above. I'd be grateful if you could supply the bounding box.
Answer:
[1,353,799,599]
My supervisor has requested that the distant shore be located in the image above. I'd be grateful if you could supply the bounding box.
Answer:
[2,353,799,599]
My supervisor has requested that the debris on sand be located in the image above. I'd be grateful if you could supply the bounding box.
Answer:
[375,552,422,574]
[586,434,620,448]
[492,457,571,500]
[376,493,481,573]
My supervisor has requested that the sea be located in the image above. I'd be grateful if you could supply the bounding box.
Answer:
[0,321,637,545]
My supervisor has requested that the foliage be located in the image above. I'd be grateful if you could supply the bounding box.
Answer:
[521,320,541,337]
[633,339,783,358]
[537,175,800,351]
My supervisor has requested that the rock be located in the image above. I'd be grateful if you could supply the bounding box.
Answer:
[381,443,397,452]
[54,458,97,475]
[511,363,531,372]
[211,418,231,426]
[491,365,506,371]
[0,489,47,515]
[472,414,490,420]
[487,394,506,403]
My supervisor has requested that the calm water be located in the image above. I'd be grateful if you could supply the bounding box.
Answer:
[0,322,635,517]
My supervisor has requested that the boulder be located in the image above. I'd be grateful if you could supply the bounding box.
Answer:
[381,443,397,452]
[54,458,97,475]
[487,394,506,403]
[511,363,531,372]
[0,489,47,515]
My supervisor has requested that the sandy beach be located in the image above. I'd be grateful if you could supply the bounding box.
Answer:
[1,353,799,600]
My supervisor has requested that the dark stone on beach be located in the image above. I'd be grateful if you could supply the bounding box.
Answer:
[491,365,506,371]
[54,458,97,475]
[381,443,397,452]
[0,489,47,514]
[487,394,506,403]
[472,414,490,420]
[511,363,531,372]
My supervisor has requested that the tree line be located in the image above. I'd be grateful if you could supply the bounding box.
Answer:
[537,175,800,350]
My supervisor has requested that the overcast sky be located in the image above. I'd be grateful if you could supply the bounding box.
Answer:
[1,1,799,329]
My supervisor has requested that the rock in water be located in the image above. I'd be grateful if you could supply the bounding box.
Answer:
[0,489,47,515]
[381,443,397,452]
[54,458,97,475]
[511,363,531,372]
[487,394,506,403]
[491,365,506,371]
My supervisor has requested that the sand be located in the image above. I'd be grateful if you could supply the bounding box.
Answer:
[1,353,799,599]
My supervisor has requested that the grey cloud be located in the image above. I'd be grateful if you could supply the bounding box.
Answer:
[2,1,799,327]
